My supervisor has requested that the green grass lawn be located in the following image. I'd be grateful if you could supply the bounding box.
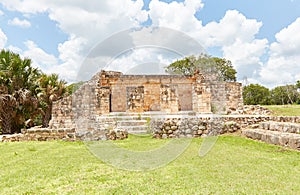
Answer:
[0,135,299,194]
[263,104,300,116]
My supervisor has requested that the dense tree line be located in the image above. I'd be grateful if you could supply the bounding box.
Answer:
[0,49,67,134]
[243,83,300,105]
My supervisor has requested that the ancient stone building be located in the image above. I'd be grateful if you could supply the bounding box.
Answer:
[98,70,213,114]
[97,70,243,113]
[48,70,243,136]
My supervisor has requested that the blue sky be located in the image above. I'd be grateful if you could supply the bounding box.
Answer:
[0,0,299,87]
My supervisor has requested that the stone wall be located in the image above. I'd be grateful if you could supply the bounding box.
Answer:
[49,96,74,129]
[151,117,221,139]
[209,82,243,114]
[49,72,102,129]
[231,105,272,115]
[97,87,111,115]
[3,115,300,142]
[106,72,196,112]
[210,81,226,113]
[1,126,128,142]
[225,82,243,113]
[151,115,300,138]
[1,128,76,142]
[192,74,211,113]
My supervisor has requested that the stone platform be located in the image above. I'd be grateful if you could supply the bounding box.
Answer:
[242,121,300,150]
[2,111,300,152]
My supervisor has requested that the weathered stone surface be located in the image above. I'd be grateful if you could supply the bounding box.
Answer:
[150,115,300,139]
[242,128,300,151]
[46,70,244,140]
[171,126,177,130]
[260,121,300,134]
[230,105,272,115]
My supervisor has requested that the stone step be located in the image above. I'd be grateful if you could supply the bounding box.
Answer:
[259,121,300,134]
[242,129,300,150]
[102,111,199,119]
[117,125,149,134]
[107,111,197,116]
[127,129,149,134]
[117,120,147,126]
[98,114,213,121]
[117,125,148,131]
[97,115,150,121]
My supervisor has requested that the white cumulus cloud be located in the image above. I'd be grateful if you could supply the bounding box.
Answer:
[0,0,298,87]
[147,3,269,82]
[199,10,264,47]
[149,0,203,33]
[0,0,148,81]
[8,17,31,28]
[259,17,300,87]
[55,35,87,82]
[23,40,58,70]
[0,28,7,48]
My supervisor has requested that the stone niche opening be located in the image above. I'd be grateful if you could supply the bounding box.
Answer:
[126,86,144,112]
[160,84,179,113]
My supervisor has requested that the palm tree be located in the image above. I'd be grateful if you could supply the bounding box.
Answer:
[0,49,40,133]
[37,73,67,127]
[0,94,16,134]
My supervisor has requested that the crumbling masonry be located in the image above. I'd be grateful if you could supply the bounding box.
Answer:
[46,70,243,139]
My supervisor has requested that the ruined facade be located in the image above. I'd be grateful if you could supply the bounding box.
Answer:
[98,70,213,114]
[97,70,242,113]
[49,70,243,131]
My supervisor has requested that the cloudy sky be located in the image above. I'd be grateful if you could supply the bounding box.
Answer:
[0,0,299,88]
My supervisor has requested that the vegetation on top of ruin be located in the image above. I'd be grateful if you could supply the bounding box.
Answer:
[165,54,237,82]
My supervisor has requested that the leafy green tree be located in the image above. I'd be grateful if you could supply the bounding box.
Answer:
[243,84,271,105]
[271,85,299,105]
[165,54,237,81]
[296,80,300,89]
[37,73,67,127]
[296,81,300,104]
[66,81,85,95]
[210,57,237,82]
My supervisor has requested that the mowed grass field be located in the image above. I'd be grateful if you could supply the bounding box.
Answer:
[0,135,299,194]
[263,104,300,116]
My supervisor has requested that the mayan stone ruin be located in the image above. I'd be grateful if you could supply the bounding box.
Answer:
[44,70,243,139]
[52,70,243,117]
[1,69,300,151]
